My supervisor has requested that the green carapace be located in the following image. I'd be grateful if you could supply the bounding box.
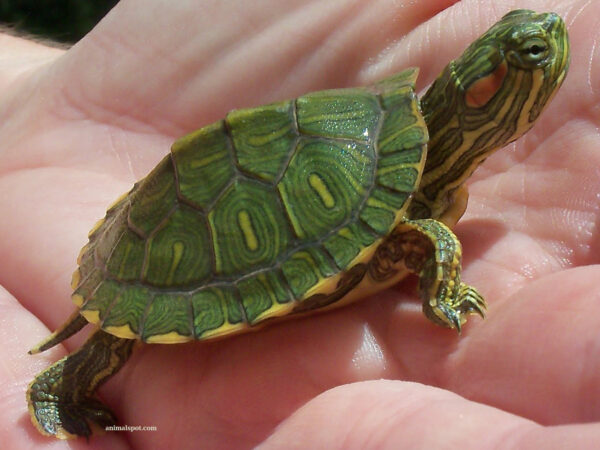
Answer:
[27,9,569,439]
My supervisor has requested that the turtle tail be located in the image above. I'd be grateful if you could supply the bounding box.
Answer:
[28,309,88,354]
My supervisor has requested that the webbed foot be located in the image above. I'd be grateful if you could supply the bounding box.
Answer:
[28,361,118,438]
[27,329,135,439]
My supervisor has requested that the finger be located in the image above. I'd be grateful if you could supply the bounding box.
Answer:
[40,0,458,133]
[0,33,64,89]
[259,380,600,448]
[389,266,600,424]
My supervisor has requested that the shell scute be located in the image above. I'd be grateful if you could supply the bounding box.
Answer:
[227,100,297,182]
[143,205,212,287]
[142,293,193,342]
[105,229,145,281]
[191,286,244,338]
[79,280,120,323]
[359,188,411,235]
[101,284,151,338]
[296,88,380,141]
[209,179,293,276]
[72,267,103,306]
[128,157,177,236]
[171,121,235,210]
[323,221,378,269]
[237,271,293,324]
[277,139,375,239]
[281,247,338,298]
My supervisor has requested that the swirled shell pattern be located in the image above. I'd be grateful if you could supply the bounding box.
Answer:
[72,68,427,342]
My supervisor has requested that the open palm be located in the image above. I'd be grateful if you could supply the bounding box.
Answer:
[1,0,599,448]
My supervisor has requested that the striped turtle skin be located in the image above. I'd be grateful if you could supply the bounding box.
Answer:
[27,9,569,439]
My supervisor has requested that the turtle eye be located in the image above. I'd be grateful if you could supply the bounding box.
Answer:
[519,38,549,64]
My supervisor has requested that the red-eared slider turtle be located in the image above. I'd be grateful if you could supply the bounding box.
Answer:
[27,9,569,439]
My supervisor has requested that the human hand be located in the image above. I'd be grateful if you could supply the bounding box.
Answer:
[1,0,599,448]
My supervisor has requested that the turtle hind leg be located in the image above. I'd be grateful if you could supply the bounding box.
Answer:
[27,329,135,439]
[370,218,486,332]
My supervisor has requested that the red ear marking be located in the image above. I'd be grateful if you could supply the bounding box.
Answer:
[465,61,508,108]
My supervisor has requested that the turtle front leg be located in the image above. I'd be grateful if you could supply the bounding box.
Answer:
[27,329,135,439]
[370,218,486,331]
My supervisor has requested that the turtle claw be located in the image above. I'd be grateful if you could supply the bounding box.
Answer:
[447,306,463,333]
[423,283,487,332]
[56,398,117,439]
[28,394,116,439]
[457,283,487,319]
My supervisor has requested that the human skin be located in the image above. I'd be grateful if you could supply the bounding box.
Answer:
[0,0,599,448]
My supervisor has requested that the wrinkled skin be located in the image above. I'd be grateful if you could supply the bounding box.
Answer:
[1,0,600,448]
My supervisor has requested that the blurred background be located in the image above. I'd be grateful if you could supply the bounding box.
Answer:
[0,0,119,44]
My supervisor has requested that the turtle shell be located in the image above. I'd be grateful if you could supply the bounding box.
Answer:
[71,68,428,343]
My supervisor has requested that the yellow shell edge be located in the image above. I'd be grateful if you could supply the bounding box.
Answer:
[106,191,129,213]
[80,309,101,325]
[76,244,89,265]
[103,324,138,339]
[72,293,84,308]
[197,321,247,340]
[87,219,105,239]
[251,301,295,323]
[144,331,193,344]
[70,269,81,290]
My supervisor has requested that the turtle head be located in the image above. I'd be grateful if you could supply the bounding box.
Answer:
[450,9,570,132]
[414,10,569,219]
